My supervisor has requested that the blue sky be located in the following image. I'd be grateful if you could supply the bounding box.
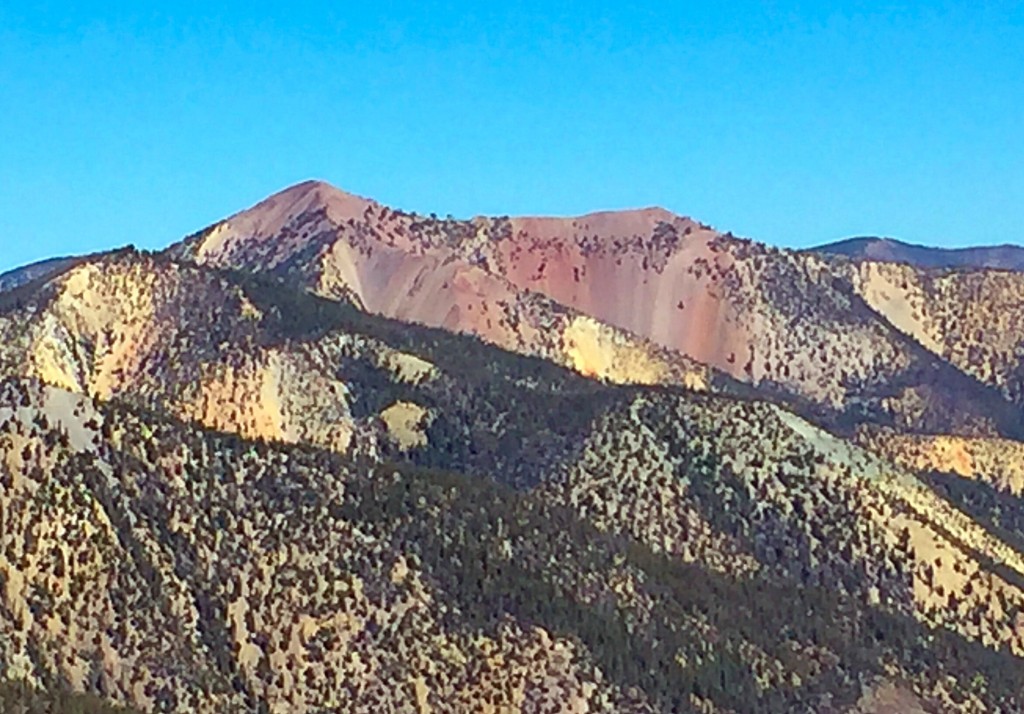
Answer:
[2,2,1022,272]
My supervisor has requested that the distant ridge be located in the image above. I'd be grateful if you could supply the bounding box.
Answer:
[0,256,79,292]
[810,236,1024,271]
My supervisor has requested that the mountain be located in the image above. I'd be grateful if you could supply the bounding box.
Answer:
[0,251,737,460]
[810,236,1024,272]
[9,374,1024,712]
[164,182,714,390]
[2,179,1024,711]
[169,180,1024,438]
[0,256,80,292]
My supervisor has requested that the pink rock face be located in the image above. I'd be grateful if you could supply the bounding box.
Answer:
[179,184,809,389]
[172,180,722,386]
[179,181,748,375]
[168,180,1024,436]
[202,180,377,259]
[497,211,746,373]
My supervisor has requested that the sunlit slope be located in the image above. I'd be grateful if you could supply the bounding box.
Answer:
[4,247,1024,669]
[0,252,734,460]
[857,427,1024,496]
[2,377,1023,712]
[170,180,1024,438]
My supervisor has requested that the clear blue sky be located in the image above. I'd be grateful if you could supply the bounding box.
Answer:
[2,2,1023,272]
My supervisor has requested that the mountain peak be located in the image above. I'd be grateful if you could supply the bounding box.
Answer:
[583,205,675,218]
[572,204,684,226]
[185,180,377,261]
[8,177,1024,712]
[506,205,702,245]
[279,178,371,201]
[811,235,1024,271]
[239,179,376,224]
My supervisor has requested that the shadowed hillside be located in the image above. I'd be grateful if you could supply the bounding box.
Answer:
[810,237,1024,272]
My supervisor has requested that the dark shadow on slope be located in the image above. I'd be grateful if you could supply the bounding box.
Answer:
[0,678,144,714]
[923,471,1024,573]
[338,464,1024,713]
[226,267,603,391]
[831,275,1024,442]
[36,384,1023,713]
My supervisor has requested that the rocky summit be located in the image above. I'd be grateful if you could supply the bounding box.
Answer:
[2,180,1024,713]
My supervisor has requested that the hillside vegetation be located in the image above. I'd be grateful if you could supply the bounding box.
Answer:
[2,180,1024,712]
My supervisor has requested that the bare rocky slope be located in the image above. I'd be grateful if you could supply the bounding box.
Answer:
[2,181,1024,712]
[167,181,1024,439]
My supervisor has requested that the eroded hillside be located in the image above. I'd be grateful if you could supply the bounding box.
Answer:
[0,252,739,477]
[169,181,1024,439]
